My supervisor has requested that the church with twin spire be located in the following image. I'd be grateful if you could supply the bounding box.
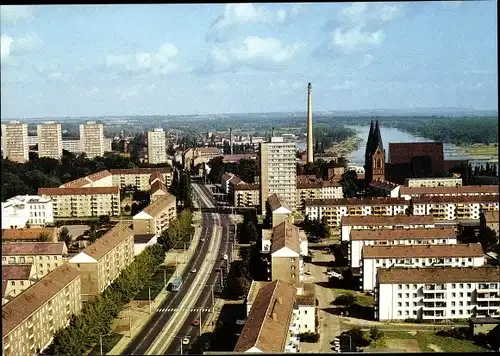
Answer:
[364,120,386,183]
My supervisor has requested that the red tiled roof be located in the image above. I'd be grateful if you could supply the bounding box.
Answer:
[400,185,499,196]
[2,265,33,281]
[39,186,119,196]
[60,170,112,188]
[110,167,172,175]
[1,228,58,242]
[413,195,499,204]
[223,154,257,162]
[271,221,300,254]
[2,242,67,256]
[377,266,500,284]
[389,142,444,173]
[350,227,457,241]
[235,183,260,191]
[150,180,168,194]
[341,215,435,226]
[79,222,133,260]
[305,197,408,207]
[362,243,483,258]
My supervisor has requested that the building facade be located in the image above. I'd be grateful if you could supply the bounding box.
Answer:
[2,264,36,305]
[37,122,62,160]
[1,195,54,230]
[412,195,499,220]
[79,121,104,159]
[234,184,260,207]
[2,121,29,163]
[61,139,82,154]
[376,266,500,321]
[59,170,113,188]
[110,168,173,191]
[260,137,297,214]
[405,177,463,188]
[400,185,499,200]
[132,193,177,236]
[296,176,343,212]
[68,223,134,300]
[38,187,120,217]
[1,265,82,356]
[147,128,167,164]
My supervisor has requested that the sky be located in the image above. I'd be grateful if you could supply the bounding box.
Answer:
[0,2,497,119]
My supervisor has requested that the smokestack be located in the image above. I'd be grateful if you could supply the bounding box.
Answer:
[307,83,313,163]
[271,127,275,139]
[229,128,233,155]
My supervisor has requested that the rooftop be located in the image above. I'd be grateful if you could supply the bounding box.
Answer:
[150,180,168,195]
[2,265,33,282]
[350,227,457,241]
[140,193,176,218]
[38,186,119,196]
[305,197,408,207]
[2,264,81,337]
[109,167,172,175]
[484,210,500,224]
[78,222,133,260]
[413,194,499,204]
[235,183,260,191]
[271,221,300,255]
[59,170,112,188]
[2,242,67,256]
[341,215,435,226]
[1,227,58,242]
[267,193,291,212]
[363,243,483,259]
[377,266,500,284]
[149,170,165,184]
[400,185,499,196]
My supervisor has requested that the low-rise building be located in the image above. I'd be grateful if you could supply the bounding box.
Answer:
[362,243,484,291]
[221,173,236,195]
[2,264,36,305]
[306,197,409,228]
[150,180,169,202]
[469,317,500,337]
[1,242,68,279]
[400,185,499,200]
[1,228,59,243]
[375,266,500,321]
[59,170,112,188]
[234,183,260,207]
[367,181,401,198]
[483,210,500,235]
[340,215,437,242]
[412,195,499,220]
[235,279,299,353]
[132,193,177,236]
[1,264,81,356]
[38,187,120,218]
[61,139,82,154]
[267,194,293,228]
[296,176,343,211]
[110,168,173,191]
[405,177,463,188]
[1,195,54,229]
[68,222,134,300]
[349,227,458,268]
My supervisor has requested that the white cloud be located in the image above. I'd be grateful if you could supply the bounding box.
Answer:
[116,83,157,101]
[332,27,383,52]
[332,80,358,90]
[211,4,298,29]
[206,79,230,93]
[211,36,303,67]
[338,3,404,28]
[0,5,34,24]
[106,43,179,76]
[1,35,14,59]
[360,53,375,68]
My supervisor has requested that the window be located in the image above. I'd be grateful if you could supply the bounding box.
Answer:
[452,302,456,306]
[413,302,417,307]
[398,285,402,290]
[451,310,455,315]
[405,293,409,298]
[413,284,417,289]
[405,284,410,289]
[459,310,463,315]
[398,311,402,316]
[467,292,471,297]
[460,283,464,288]
[467,284,471,289]
[20,281,24,286]
[460,293,464,297]
[398,302,402,307]
[11,281,15,286]
[398,293,402,298]
[405,302,409,307]
[413,311,417,315]
[290,258,296,262]
[459,301,463,306]
[413,293,417,298]
[304,310,307,314]
[452,292,456,297]
[452,284,456,288]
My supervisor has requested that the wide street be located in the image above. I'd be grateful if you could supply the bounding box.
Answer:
[121,183,222,355]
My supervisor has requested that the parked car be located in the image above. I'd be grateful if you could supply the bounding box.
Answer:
[182,337,190,345]
[191,268,197,273]
[191,318,200,326]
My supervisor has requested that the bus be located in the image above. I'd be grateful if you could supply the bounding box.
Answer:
[171,277,183,292]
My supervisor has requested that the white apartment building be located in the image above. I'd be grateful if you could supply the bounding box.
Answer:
[79,121,104,159]
[376,266,500,321]
[1,195,54,230]
[37,122,62,159]
[413,195,499,220]
[296,176,343,211]
[38,187,120,218]
[340,215,437,242]
[260,137,297,214]
[305,197,409,228]
[361,243,485,291]
[62,139,82,154]
[400,185,499,200]
[234,184,260,207]
[2,121,29,163]
[405,177,463,188]
[2,264,36,305]
[349,227,458,269]
[110,168,173,191]
[147,128,167,164]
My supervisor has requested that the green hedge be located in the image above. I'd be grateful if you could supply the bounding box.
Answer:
[44,244,165,355]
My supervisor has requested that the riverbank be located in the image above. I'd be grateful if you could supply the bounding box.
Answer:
[454,144,498,158]
[325,135,362,157]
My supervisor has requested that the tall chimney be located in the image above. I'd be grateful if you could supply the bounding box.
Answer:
[307,83,313,163]
[271,127,275,138]
[229,127,233,155]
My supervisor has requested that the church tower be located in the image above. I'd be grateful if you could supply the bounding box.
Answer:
[364,120,386,182]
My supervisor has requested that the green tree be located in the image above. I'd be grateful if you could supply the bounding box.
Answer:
[38,232,51,242]
[369,326,383,341]
[58,227,72,247]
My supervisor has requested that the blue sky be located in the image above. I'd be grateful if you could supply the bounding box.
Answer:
[0,2,497,118]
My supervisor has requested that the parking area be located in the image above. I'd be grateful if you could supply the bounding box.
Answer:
[62,224,90,241]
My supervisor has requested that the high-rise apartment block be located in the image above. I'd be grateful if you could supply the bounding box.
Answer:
[260,137,297,214]
[147,128,167,164]
[2,121,29,163]
[37,122,62,159]
[79,121,104,159]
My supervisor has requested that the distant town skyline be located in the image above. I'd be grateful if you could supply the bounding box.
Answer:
[1,2,497,119]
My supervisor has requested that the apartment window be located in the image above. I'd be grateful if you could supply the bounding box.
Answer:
[398,293,402,298]
[413,302,417,307]
[467,284,471,289]
[291,266,296,270]
[413,311,417,316]
[451,302,455,307]
[405,293,409,298]
[304,310,307,315]
[459,301,463,306]
[405,302,409,307]
[460,293,464,297]
[398,302,402,307]
[413,284,417,289]
[398,311,402,316]
[20,281,24,286]
[459,310,463,315]
[291,274,296,279]
[11,281,15,286]
[398,284,402,290]
[405,284,410,290]
[452,292,456,297]
[40,264,43,268]
[413,293,417,298]
[459,283,464,288]
[290,258,296,262]
[452,284,456,288]
[451,310,456,315]
[467,292,471,297]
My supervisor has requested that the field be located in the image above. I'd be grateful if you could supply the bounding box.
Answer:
[367,330,488,353]
[456,144,498,157]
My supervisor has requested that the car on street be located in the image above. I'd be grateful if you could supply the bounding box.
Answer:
[223,254,228,260]
[191,318,200,326]
[191,268,197,273]
[200,238,205,242]
[305,271,312,275]
[182,337,190,345]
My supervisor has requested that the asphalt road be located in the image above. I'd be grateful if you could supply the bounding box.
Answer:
[165,204,233,355]
[122,186,218,355]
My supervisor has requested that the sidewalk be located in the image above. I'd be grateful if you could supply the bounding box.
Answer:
[202,298,225,333]
[108,220,203,355]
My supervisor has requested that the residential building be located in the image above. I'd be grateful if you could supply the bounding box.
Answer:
[110,168,173,191]
[2,121,29,163]
[405,177,463,188]
[37,122,62,159]
[61,139,82,154]
[305,197,408,228]
[375,266,500,321]
[235,279,299,353]
[228,176,245,197]
[349,227,458,268]
[260,137,297,214]
[1,265,82,356]
[484,210,500,235]
[400,185,499,200]
[149,171,165,186]
[296,175,343,211]
[183,147,222,170]
[412,195,499,220]
[150,180,169,202]
[367,181,400,198]
[469,317,500,337]
[103,138,112,153]
[2,264,36,305]
[266,194,293,228]
[68,222,134,300]
[38,187,120,218]
[221,173,236,194]
[1,242,68,279]
[147,128,167,164]
[132,193,177,236]
[234,183,260,208]
[1,228,59,243]
[1,195,54,229]
[340,215,437,242]
[59,170,112,188]
[362,243,484,291]
[79,121,104,159]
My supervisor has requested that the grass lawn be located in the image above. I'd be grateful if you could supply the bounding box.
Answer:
[458,145,498,156]
[88,332,123,355]
[376,331,489,353]
[134,266,175,301]
[332,288,375,306]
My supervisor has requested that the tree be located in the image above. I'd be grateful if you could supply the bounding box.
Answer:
[369,327,383,341]
[405,199,414,216]
[38,232,51,242]
[58,227,72,247]
[124,205,131,213]
[334,293,357,309]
